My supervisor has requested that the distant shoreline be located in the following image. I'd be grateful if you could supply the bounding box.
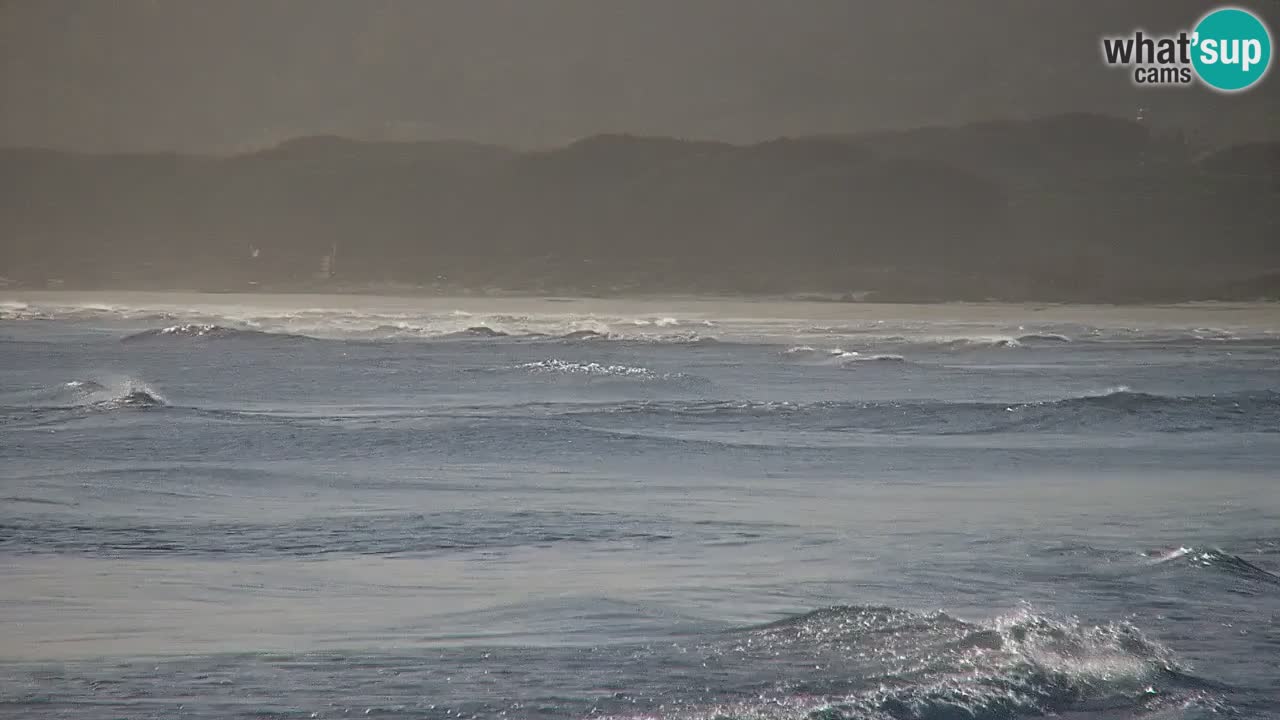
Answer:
[6,114,1278,308]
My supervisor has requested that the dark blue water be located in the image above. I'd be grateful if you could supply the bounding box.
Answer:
[2,293,1278,720]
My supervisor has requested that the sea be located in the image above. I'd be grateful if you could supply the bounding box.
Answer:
[1,292,1277,720]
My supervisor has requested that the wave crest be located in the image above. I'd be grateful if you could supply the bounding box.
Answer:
[732,605,1193,720]
[837,351,908,364]
[1017,332,1072,344]
[554,390,1280,435]
[122,324,304,342]
[938,336,1023,349]
[60,377,167,410]
[461,325,510,338]
[1145,546,1280,584]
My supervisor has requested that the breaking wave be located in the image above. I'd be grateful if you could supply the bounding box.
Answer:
[783,347,911,364]
[6,300,1278,351]
[1145,546,1280,584]
[0,300,31,319]
[837,351,908,364]
[122,324,306,342]
[0,378,167,426]
[933,336,1025,349]
[56,377,168,410]
[0,301,178,323]
[510,359,669,380]
[783,345,819,355]
[796,330,1056,350]
[678,604,1209,720]
[1017,332,1073,343]
[111,320,718,345]
[430,327,716,343]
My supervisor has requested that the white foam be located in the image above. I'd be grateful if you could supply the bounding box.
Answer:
[514,359,662,379]
[5,296,1276,348]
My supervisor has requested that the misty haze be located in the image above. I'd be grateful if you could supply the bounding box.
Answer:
[2,3,1278,720]
[3,0,1279,300]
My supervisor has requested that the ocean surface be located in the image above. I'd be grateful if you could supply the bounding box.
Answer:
[1,292,1278,720]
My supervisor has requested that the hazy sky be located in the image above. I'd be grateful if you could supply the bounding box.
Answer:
[2,0,1277,152]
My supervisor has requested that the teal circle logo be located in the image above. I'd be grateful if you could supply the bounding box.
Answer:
[1192,7,1272,92]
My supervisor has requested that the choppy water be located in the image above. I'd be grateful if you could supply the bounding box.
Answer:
[2,292,1278,720]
